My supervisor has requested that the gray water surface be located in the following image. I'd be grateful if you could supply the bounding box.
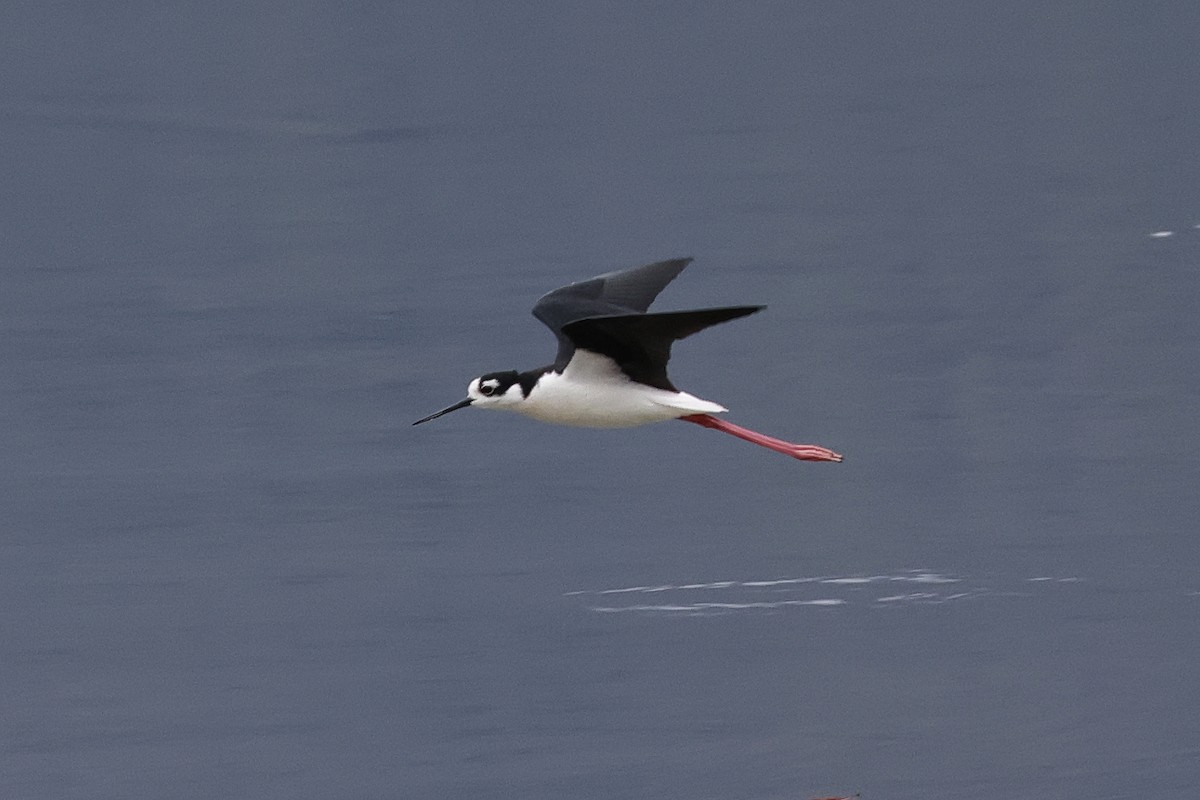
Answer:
[3,4,1199,799]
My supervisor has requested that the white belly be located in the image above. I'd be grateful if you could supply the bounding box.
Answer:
[514,350,726,428]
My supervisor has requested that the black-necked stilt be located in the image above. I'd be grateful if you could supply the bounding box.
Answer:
[414,258,843,463]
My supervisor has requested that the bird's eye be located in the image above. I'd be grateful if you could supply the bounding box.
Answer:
[479,382,497,396]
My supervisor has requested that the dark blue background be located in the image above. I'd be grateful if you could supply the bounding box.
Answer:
[3,4,1198,798]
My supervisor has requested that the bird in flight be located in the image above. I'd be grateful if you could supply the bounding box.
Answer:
[414,258,842,462]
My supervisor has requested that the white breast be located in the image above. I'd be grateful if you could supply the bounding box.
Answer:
[515,350,726,428]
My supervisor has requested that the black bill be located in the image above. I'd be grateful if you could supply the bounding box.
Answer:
[412,398,473,425]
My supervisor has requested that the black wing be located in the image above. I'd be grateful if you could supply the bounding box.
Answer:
[531,258,693,370]
[562,306,764,391]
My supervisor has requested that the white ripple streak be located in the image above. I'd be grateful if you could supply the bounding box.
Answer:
[568,570,1084,615]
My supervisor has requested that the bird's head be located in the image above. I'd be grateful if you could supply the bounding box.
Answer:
[413,370,524,425]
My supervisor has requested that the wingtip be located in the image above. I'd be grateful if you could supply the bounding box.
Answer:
[647,256,693,274]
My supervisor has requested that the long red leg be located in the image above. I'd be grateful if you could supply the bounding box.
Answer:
[679,414,843,462]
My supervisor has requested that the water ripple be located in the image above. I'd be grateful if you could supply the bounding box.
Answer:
[567,570,1085,615]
